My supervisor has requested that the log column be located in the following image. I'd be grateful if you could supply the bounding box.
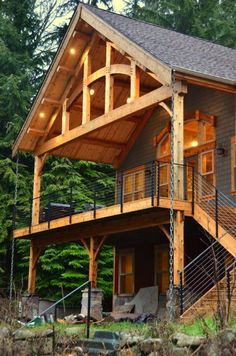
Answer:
[173,211,184,285]
[32,155,46,226]
[28,240,44,294]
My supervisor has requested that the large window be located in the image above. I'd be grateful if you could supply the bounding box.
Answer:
[231,137,236,193]
[156,112,216,158]
[119,249,134,295]
[200,150,215,196]
[123,168,144,202]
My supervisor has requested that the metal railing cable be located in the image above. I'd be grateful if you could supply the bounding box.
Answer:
[14,280,91,338]
[179,226,236,314]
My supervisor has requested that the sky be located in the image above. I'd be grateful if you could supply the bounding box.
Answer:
[112,0,126,13]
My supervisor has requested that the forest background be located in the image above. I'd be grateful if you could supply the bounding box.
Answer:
[0,0,235,305]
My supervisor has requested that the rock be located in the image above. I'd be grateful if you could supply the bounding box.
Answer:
[40,328,54,337]
[140,338,162,353]
[219,328,236,344]
[172,332,205,347]
[14,329,35,340]
[172,346,190,355]
[124,335,144,346]
[0,326,10,338]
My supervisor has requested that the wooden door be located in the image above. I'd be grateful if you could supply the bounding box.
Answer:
[154,245,169,294]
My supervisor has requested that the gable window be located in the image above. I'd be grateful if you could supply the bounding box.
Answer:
[123,168,144,203]
[119,249,134,295]
[231,137,236,193]
[200,150,215,196]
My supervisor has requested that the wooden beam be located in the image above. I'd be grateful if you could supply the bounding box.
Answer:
[175,72,236,94]
[62,99,70,135]
[81,238,90,255]
[27,128,45,136]
[158,102,171,116]
[82,53,91,124]
[159,225,171,242]
[81,6,171,86]
[114,109,154,168]
[32,155,47,226]
[130,60,140,100]
[173,211,184,285]
[35,32,98,149]
[28,240,44,294]
[41,98,60,106]
[89,237,97,288]
[105,42,114,113]
[173,81,185,199]
[81,137,125,150]
[57,65,75,75]
[35,86,172,156]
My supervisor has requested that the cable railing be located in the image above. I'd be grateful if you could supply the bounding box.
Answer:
[13,160,191,231]
[179,227,236,314]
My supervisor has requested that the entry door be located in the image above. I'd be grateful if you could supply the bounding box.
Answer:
[154,245,169,294]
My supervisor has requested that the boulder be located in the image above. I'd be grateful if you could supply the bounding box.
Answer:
[172,332,205,347]
[139,338,162,354]
[0,326,10,338]
[14,329,35,340]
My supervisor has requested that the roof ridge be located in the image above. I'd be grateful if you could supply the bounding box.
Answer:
[83,3,236,53]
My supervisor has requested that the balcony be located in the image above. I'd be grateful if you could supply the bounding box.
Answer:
[13,161,193,240]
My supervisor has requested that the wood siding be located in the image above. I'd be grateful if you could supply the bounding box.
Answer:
[120,85,236,202]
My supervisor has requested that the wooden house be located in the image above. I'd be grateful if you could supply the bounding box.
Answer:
[13,4,236,318]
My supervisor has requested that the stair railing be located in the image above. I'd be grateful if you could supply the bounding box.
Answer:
[179,227,235,314]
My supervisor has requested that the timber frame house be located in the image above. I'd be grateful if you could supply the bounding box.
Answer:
[13,4,236,318]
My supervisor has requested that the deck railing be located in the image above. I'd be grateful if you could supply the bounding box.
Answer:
[13,160,191,231]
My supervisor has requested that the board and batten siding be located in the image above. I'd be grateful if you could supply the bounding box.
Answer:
[120,85,236,201]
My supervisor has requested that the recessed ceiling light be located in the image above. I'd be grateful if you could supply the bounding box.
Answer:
[39,112,45,118]
[127,97,132,104]
[90,88,95,96]
[69,48,76,55]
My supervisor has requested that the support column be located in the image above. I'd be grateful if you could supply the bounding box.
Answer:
[105,42,114,113]
[172,81,187,200]
[130,60,140,100]
[28,240,44,294]
[89,237,98,288]
[173,211,184,285]
[82,54,91,125]
[32,155,47,226]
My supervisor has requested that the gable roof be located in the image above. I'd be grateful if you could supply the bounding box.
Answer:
[86,5,236,85]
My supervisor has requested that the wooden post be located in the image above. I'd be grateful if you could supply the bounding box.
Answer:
[105,42,114,113]
[173,211,184,285]
[172,81,187,199]
[130,60,140,100]
[82,54,91,125]
[32,155,46,226]
[82,236,107,288]
[62,98,70,135]
[28,240,43,294]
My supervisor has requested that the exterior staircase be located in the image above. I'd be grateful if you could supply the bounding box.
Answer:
[179,170,236,319]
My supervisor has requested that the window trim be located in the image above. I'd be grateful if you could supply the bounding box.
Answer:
[231,136,236,195]
[118,248,135,296]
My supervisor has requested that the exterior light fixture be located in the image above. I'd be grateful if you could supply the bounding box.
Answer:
[127,97,132,104]
[90,88,95,96]
[39,112,45,118]
[191,140,198,147]
[69,48,76,55]
[216,145,226,156]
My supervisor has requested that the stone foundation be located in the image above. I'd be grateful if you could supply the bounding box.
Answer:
[81,288,103,321]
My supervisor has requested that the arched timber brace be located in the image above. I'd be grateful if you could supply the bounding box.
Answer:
[81,236,107,288]
[28,240,44,294]
[32,155,47,225]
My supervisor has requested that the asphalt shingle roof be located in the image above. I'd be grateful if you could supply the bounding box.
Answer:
[87,5,236,84]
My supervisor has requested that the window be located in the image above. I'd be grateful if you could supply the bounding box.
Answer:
[184,121,199,149]
[231,137,236,193]
[200,150,215,196]
[159,163,169,197]
[123,169,144,202]
[158,133,170,157]
[119,249,134,295]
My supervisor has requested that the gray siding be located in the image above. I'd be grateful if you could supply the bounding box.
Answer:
[120,85,235,201]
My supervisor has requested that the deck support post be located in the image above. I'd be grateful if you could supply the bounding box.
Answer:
[32,155,47,226]
[172,81,187,200]
[82,236,107,288]
[28,240,44,294]
[173,211,184,285]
